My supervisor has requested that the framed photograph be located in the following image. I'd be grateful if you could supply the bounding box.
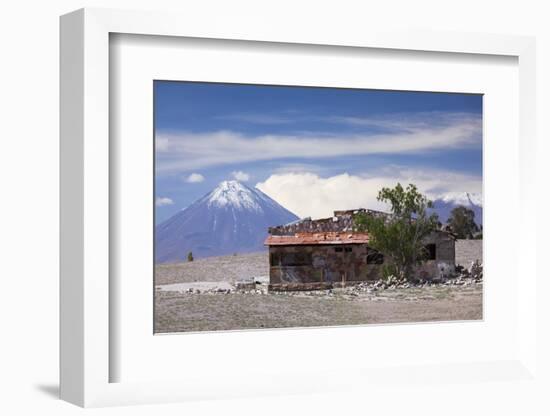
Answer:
[152,81,484,334]
[60,8,538,408]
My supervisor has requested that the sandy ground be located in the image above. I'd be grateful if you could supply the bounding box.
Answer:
[155,283,483,333]
[155,251,267,285]
[155,250,483,333]
[157,281,235,293]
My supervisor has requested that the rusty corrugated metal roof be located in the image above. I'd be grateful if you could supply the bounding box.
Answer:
[264,232,370,246]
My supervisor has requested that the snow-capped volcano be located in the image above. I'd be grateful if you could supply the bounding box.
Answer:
[431,192,483,226]
[206,180,276,212]
[155,181,299,263]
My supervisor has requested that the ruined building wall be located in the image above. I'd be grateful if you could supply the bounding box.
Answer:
[268,209,389,236]
[266,211,457,289]
[268,243,383,290]
[415,231,456,280]
[267,231,456,289]
[268,214,355,235]
[455,239,483,268]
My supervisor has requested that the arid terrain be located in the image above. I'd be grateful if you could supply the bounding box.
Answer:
[155,242,483,333]
[155,284,482,333]
[155,251,268,285]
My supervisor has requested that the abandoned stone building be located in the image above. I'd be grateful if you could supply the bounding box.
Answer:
[264,209,456,291]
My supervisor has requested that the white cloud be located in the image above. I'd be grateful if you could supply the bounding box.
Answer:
[184,173,205,183]
[272,163,324,174]
[217,114,294,124]
[155,137,170,151]
[255,169,482,220]
[231,170,250,181]
[155,112,481,173]
[155,197,174,207]
[329,111,473,131]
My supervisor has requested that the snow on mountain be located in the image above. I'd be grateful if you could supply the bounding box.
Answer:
[431,192,483,226]
[206,180,263,211]
[155,181,299,263]
[438,192,483,207]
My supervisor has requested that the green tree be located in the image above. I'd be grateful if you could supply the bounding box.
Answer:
[446,206,479,239]
[354,183,439,281]
[187,251,194,262]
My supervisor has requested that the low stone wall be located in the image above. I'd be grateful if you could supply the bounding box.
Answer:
[455,239,483,267]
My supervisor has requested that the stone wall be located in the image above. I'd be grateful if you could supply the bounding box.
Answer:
[455,239,483,267]
[425,231,456,263]
[415,231,456,280]
[267,231,456,289]
[268,209,389,235]
[268,244,372,289]
[268,214,355,235]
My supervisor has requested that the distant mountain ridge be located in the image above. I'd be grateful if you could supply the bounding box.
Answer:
[155,181,299,263]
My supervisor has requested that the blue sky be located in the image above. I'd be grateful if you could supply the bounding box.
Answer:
[155,81,482,223]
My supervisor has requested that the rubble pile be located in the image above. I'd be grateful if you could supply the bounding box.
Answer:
[182,286,268,295]
[166,261,482,297]
[344,261,483,293]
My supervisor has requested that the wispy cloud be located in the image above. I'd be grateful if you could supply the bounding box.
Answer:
[184,173,205,183]
[272,163,325,174]
[329,111,477,131]
[216,113,295,125]
[155,112,481,174]
[231,170,250,181]
[155,197,174,207]
[156,137,170,151]
[255,168,482,219]
[215,110,477,130]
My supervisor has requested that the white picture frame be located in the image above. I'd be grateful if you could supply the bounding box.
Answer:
[60,8,538,408]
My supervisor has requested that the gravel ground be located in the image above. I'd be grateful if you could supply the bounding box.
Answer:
[155,251,268,285]
[155,250,483,333]
[155,283,483,333]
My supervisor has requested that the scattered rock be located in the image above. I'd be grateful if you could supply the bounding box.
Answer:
[469,260,483,280]
[175,263,483,297]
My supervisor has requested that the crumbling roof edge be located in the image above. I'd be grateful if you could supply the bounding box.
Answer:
[264,232,370,246]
